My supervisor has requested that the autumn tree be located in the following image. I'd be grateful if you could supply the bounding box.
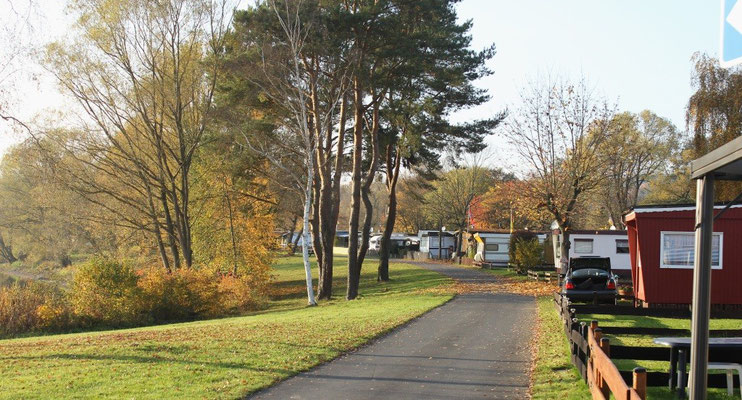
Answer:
[686,53,742,200]
[596,110,680,228]
[394,175,434,234]
[0,139,100,265]
[41,0,232,271]
[424,160,491,261]
[472,178,551,231]
[503,77,614,273]
[0,0,39,128]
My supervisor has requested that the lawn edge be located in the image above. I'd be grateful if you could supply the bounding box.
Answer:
[244,293,457,398]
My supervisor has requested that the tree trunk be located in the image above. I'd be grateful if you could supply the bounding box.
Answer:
[286,214,299,255]
[292,226,303,255]
[378,145,401,281]
[354,101,380,285]
[302,154,318,306]
[317,96,346,300]
[311,164,323,269]
[346,78,364,300]
[357,186,374,268]
[225,190,239,275]
[0,234,17,264]
[559,227,571,275]
[377,187,396,281]
[145,181,171,272]
[160,188,181,269]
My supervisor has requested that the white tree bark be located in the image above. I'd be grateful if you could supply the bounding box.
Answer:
[301,148,317,306]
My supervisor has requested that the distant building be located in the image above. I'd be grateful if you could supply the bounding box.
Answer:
[419,230,456,259]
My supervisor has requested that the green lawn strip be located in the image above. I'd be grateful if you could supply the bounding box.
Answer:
[0,260,455,399]
[579,313,741,399]
[455,263,531,282]
[531,296,591,399]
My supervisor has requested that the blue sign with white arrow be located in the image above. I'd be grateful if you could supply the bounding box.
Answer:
[722,0,742,67]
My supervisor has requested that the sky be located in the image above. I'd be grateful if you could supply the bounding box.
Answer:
[0,0,724,161]
[453,0,719,166]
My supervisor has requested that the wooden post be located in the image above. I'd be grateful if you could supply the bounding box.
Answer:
[599,337,611,399]
[594,327,603,343]
[600,337,610,356]
[590,320,599,331]
[633,367,647,400]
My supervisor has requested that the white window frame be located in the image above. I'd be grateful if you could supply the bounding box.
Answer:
[615,239,630,254]
[573,238,594,254]
[659,231,723,270]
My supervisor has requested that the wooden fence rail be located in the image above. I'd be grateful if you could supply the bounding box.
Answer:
[554,292,742,393]
[554,292,646,400]
[588,323,646,400]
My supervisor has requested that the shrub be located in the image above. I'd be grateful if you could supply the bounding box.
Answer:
[513,237,544,274]
[70,258,143,327]
[0,281,71,336]
[218,274,266,314]
[509,231,538,267]
[138,268,222,321]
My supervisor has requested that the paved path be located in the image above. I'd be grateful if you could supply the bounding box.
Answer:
[249,262,536,400]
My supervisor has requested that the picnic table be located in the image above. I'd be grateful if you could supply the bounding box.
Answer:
[653,337,742,395]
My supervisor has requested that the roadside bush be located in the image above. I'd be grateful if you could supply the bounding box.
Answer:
[70,258,143,327]
[1,258,270,337]
[0,281,71,336]
[138,268,221,321]
[509,231,537,269]
[513,237,544,274]
[218,273,267,314]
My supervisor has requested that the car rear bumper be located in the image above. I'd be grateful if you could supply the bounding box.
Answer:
[562,290,616,302]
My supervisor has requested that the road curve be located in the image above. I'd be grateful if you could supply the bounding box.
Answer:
[248,262,536,400]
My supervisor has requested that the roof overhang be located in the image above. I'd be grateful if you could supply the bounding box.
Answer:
[691,135,742,180]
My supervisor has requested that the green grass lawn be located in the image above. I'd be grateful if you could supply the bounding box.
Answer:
[0,256,455,399]
[579,312,742,399]
[531,296,591,399]
[457,263,531,282]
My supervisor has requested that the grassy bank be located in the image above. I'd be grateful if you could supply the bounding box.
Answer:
[0,257,455,399]
[531,296,591,399]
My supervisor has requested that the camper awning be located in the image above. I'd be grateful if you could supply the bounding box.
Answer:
[691,135,742,180]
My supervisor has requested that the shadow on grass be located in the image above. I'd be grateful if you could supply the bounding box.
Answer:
[3,352,295,374]
[269,261,450,302]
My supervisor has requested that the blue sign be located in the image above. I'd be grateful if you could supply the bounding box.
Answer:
[722,0,742,67]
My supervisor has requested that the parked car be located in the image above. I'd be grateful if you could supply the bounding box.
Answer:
[561,256,617,304]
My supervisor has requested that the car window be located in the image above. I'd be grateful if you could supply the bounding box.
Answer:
[570,268,609,278]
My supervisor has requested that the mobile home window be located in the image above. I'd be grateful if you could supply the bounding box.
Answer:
[485,243,508,253]
[574,239,593,254]
[616,239,629,254]
[660,231,722,269]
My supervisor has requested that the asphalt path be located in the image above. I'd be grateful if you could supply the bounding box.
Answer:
[249,261,536,400]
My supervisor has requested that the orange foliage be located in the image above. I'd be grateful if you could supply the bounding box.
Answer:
[470,180,552,231]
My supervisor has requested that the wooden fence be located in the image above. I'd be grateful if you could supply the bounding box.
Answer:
[555,292,647,399]
[554,292,742,394]
[527,269,554,282]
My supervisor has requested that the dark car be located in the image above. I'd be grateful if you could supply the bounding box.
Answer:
[561,257,617,304]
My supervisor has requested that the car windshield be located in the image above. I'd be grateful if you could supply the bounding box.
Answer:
[570,268,610,278]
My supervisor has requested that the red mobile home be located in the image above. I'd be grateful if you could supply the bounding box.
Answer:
[624,204,742,306]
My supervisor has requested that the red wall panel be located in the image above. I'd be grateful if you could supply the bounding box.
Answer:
[630,208,742,305]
